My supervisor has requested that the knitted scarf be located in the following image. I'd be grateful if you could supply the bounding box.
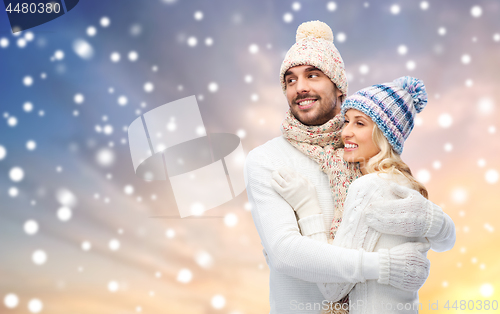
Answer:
[281,110,362,314]
[281,110,362,238]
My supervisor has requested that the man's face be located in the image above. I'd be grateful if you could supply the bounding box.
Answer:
[284,65,343,126]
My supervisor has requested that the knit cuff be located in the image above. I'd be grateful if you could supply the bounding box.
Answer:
[384,248,408,287]
[429,213,455,246]
[298,214,326,236]
[377,249,390,285]
[424,202,445,238]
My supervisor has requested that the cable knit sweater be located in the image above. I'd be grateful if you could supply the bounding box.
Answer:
[245,136,456,314]
[299,171,455,313]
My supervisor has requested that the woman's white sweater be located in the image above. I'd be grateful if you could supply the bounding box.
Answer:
[299,172,456,313]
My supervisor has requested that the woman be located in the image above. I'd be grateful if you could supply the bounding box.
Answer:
[272,76,455,313]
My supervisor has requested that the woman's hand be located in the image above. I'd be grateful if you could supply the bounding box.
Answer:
[365,183,444,238]
[271,167,322,219]
[378,242,431,291]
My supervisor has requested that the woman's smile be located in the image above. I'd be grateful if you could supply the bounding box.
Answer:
[343,141,358,151]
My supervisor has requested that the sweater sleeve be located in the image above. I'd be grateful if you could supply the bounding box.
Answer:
[297,214,356,301]
[244,149,368,284]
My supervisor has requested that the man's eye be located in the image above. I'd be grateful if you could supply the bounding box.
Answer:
[287,78,296,83]
[309,74,318,78]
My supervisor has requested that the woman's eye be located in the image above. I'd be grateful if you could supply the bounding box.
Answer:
[357,122,364,126]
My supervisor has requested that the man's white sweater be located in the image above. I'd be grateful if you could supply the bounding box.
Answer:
[244,136,379,314]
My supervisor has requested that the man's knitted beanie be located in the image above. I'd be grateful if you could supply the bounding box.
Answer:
[341,76,428,155]
[279,20,348,101]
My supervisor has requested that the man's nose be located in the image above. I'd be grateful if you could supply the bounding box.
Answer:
[295,77,310,94]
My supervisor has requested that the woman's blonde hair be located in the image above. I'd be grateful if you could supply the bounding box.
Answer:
[364,126,428,199]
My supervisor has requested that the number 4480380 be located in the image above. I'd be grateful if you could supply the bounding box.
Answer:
[5,2,61,14]
[444,300,498,311]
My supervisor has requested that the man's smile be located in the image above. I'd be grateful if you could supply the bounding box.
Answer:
[296,98,317,109]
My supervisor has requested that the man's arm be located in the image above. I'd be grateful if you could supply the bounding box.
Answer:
[245,149,374,284]
[297,214,359,301]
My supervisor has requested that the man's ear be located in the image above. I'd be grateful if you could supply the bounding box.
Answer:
[336,88,343,98]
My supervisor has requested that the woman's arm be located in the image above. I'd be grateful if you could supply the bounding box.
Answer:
[363,183,456,252]
[427,212,456,252]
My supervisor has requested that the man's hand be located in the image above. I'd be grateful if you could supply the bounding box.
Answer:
[365,183,444,238]
[378,242,431,291]
[271,167,322,219]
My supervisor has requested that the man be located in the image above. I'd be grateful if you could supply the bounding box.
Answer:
[244,20,455,313]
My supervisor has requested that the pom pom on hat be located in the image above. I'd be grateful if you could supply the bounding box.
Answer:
[296,20,334,43]
[392,76,428,113]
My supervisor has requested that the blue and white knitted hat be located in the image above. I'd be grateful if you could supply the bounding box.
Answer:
[340,76,428,155]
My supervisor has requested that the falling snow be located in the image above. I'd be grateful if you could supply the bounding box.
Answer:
[397,45,408,55]
[177,268,192,283]
[32,250,47,265]
[248,44,259,54]
[1,2,499,313]
[28,299,43,313]
[3,294,19,308]
[327,2,337,11]
[87,26,97,36]
[416,169,431,184]
[100,16,111,27]
[390,4,400,15]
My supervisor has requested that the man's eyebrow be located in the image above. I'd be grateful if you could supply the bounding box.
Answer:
[284,69,294,77]
[284,66,321,78]
[304,66,321,73]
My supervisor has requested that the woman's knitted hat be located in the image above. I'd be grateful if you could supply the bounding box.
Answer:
[340,76,428,155]
[279,20,348,101]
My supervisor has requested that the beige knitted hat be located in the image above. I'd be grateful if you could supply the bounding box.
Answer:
[279,20,348,101]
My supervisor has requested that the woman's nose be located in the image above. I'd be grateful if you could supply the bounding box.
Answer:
[342,125,353,137]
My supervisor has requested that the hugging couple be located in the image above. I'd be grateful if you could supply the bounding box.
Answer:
[244,20,456,314]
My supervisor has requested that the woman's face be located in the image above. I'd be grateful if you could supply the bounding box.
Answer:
[341,109,381,174]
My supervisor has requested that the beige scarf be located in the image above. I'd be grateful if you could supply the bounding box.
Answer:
[281,110,362,238]
[281,110,362,313]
